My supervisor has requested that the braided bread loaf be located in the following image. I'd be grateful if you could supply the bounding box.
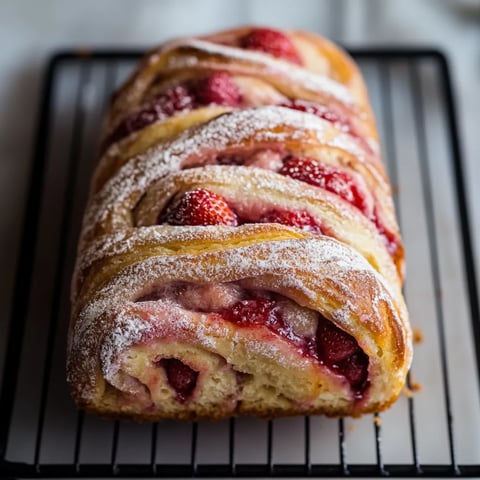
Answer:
[67,27,411,419]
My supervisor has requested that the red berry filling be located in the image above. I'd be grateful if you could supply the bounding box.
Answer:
[374,212,400,258]
[240,28,302,65]
[158,358,199,402]
[162,188,323,234]
[338,352,369,391]
[136,283,369,395]
[216,153,246,166]
[280,99,352,133]
[190,72,242,106]
[259,209,322,233]
[279,156,371,217]
[222,297,278,326]
[162,188,238,226]
[316,317,369,390]
[103,72,241,151]
[316,317,359,363]
[220,297,302,345]
[279,156,399,259]
[220,296,369,393]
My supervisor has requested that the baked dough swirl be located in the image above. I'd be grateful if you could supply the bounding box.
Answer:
[68,26,412,419]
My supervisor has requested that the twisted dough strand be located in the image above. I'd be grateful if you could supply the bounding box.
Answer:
[68,26,411,419]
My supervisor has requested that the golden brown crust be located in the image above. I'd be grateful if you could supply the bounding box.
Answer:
[69,228,410,418]
[69,26,412,421]
[105,26,376,151]
[134,166,402,290]
[82,108,401,272]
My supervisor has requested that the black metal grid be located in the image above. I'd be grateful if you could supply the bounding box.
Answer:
[0,49,479,478]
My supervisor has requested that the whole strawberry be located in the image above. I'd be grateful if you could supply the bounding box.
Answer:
[164,188,238,226]
[191,72,242,107]
[241,28,302,65]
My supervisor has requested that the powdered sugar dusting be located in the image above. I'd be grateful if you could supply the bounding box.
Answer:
[82,106,376,241]
[74,224,303,300]
[70,235,406,399]
[163,39,356,107]
[69,29,411,409]
[101,309,154,382]
[130,165,400,292]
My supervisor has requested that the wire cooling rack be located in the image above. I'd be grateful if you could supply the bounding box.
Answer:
[0,49,479,478]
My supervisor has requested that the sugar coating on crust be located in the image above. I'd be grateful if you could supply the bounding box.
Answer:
[162,39,356,106]
[76,225,302,279]
[69,27,411,418]
[69,235,406,401]
[83,106,375,237]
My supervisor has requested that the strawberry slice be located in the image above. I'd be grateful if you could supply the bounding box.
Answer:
[159,358,199,402]
[280,99,351,133]
[316,317,359,364]
[163,188,238,226]
[279,156,370,216]
[190,71,242,107]
[240,28,302,65]
[259,209,322,233]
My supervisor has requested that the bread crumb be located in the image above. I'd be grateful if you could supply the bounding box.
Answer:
[410,379,422,392]
[402,373,423,398]
[413,327,423,344]
[373,415,381,426]
[402,386,414,398]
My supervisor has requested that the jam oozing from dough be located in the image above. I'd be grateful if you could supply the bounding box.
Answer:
[207,151,399,258]
[161,188,322,233]
[240,28,303,65]
[219,294,369,393]
[136,284,369,395]
[278,156,399,258]
[279,156,371,217]
[102,72,242,151]
[158,358,199,402]
[316,317,369,390]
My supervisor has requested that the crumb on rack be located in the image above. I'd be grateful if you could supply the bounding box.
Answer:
[410,378,422,392]
[402,373,423,398]
[373,416,381,426]
[413,327,424,344]
[402,386,414,398]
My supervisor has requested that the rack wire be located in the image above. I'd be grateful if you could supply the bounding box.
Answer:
[0,49,479,478]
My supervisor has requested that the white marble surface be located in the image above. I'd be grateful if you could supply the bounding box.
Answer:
[0,0,479,438]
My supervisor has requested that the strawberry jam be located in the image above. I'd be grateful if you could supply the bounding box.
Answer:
[221,295,369,393]
[158,358,199,402]
[102,72,241,152]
